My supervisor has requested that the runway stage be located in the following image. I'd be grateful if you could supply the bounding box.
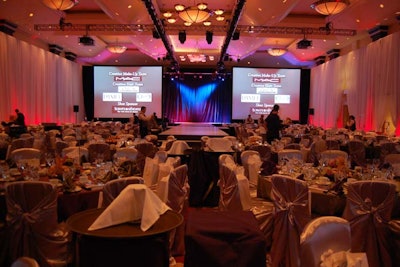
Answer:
[158,123,229,141]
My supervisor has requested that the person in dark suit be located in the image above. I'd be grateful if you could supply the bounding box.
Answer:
[265,104,283,144]
[345,115,356,131]
[14,109,25,127]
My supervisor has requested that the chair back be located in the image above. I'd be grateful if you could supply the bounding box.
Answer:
[343,180,395,267]
[325,139,340,150]
[55,140,69,157]
[384,153,400,164]
[270,174,311,267]
[347,140,366,167]
[240,150,262,187]
[278,149,304,162]
[300,216,351,267]
[6,181,69,266]
[102,177,144,207]
[10,148,41,165]
[379,142,399,163]
[11,257,40,267]
[62,147,89,163]
[320,149,348,162]
[113,147,138,162]
[247,144,272,161]
[88,142,111,162]
[218,164,251,211]
[154,150,168,163]
[168,140,191,155]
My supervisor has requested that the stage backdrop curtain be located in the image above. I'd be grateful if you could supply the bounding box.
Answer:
[163,75,231,123]
[310,31,400,135]
[0,32,84,126]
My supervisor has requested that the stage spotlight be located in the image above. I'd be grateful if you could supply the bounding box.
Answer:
[206,31,213,44]
[179,31,186,44]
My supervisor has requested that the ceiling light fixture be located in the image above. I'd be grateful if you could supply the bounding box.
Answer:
[311,0,350,16]
[107,44,127,54]
[163,2,224,25]
[42,0,79,11]
[267,47,287,56]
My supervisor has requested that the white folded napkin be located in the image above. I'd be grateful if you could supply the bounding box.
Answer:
[88,184,170,231]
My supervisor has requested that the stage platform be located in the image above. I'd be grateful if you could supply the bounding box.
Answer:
[158,123,229,141]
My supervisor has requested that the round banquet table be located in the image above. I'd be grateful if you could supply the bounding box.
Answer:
[66,208,183,267]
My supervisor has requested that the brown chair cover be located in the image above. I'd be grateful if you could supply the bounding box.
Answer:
[325,139,340,150]
[164,164,189,256]
[347,140,366,167]
[342,181,396,267]
[300,216,351,267]
[270,174,311,267]
[248,144,272,162]
[388,219,400,265]
[102,176,144,207]
[54,140,69,157]
[10,148,41,162]
[379,142,398,164]
[87,142,111,162]
[113,147,138,161]
[218,164,246,211]
[184,209,267,267]
[241,150,260,183]
[5,181,71,267]
[135,142,158,174]
[309,139,327,164]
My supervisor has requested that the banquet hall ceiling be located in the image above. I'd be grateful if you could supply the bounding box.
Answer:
[1,0,399,70]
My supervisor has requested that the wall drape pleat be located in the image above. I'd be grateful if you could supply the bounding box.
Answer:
[310,31,400,135]
[0,32,84,125]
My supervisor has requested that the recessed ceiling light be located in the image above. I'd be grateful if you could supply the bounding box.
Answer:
[336,42,340,46]
[356,19,360,23]
[379,4,384,8]
[128,5,132,8]
[115,60,119,63]
[29,13,34,17]
[323,39,326,42]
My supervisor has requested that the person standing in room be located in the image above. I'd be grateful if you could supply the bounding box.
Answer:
[265,104,282,144]
[245,114,254,124]
[14,109,26,127]
[138,106,153,138]
[345,115,356,131]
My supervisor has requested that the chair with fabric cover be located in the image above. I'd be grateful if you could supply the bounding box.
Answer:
[247,144,272,162]
[5,181,71,267]
[101,176,144,207]
[223,135,237,147]
[270,174,311,267]
[54,140,69,157]
[10,148,41,163]
[5,137,34,160]
[325,139,340,150]
[154,150,168,163]
[205,137,233,152]
[62,135,76,143]
[11,257,40,267]
[113,147,138,162]
[342,180,396,267]
[144,134,158,145]
[157,164,189,256]
[384,153,400,165]
[87,142,112,163]
[320,149,348,162]
[379,142,398,164]
[278,149,304,162]
[240,150,262,188]
[135,142,158,174]
[347,140,366,167]
[300,216,351,267]
[61,147,89,164]
[218,162,274,249]
[309,139,327,164]
[389,219,400,265]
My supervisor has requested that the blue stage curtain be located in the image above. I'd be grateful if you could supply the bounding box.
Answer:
[163,75,231,123]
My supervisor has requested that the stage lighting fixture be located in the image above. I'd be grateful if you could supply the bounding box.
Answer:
[179,30,186,44]
[206,31,213,44]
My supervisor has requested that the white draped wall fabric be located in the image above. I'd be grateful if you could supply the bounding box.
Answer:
[0,32,84,125]
[310,31,400,135]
